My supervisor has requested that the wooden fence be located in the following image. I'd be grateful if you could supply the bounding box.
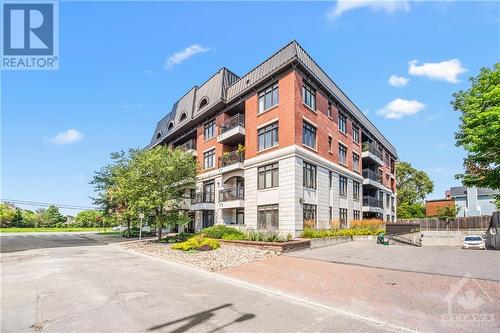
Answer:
[395,215,491,231]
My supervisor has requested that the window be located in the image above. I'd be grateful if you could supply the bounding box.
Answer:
[303,204,317,227]
[353,210,360,220]
[257,204,279,229]
[204,119,215,139]
[236,208,244,225]
[203,182,215,203]
[258,83,279,113]
[302,121,316,149]
[339,143,347,165]
[258,163,279,190]
[179,112,187,122]
[339,176,347,197]
[339,113,347,133]
[327,102,332,118]
[168,122,174,130]
[202,210,214,228]
[339,208,348,228]
[156,132,162,139]
[199,98,208,110]
[379,191,384,208]
[353,181,360,201]
[329,207,332,221]
[353,153,359,172]
[302,83,316,110]
[329,171,333,189]
[303,162,317,189]
[203,149,215,169]
[386,194,390,208]
[328,136,333,153]
[352,124,359,143]
[385,153,390,166]
[258,122,279,150]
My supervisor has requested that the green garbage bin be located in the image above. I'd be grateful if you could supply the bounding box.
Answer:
[377,233,385,244]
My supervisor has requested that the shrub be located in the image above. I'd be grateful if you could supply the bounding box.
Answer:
[222,233,247,240]
[301,228,384,238]
[329,219,340,230]
[121,227,155,238]
[171,235,220,251]
[303,219,316,230]
[159,232,194,243]
[200,225,245,239]
[247,230,285,242]
[351,219,385,232]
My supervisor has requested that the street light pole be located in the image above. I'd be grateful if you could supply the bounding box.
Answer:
[139,212,145,240]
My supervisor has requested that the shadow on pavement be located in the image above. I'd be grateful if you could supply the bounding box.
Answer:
[147,303,256,333]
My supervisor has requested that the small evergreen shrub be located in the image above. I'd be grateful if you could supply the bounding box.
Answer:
[171,235,220,251]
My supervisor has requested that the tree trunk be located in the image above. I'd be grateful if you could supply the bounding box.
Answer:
[127,218,131,238]
[157,223,162,241]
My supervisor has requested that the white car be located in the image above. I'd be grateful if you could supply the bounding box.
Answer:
[462,235,486,250]
[112,225,128,232]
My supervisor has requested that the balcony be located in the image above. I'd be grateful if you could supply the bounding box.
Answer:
[362,142,383,166]
[217,114,245,144]
[218,150,245,174]
[362,168,385,190]
[218,187,245,209]
[177,139,197,156]
[362,196,383,213]
[190,192,215,210]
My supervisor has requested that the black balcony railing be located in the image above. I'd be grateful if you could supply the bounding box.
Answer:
[177,139,197,151]
[362,142,382,159]
[219,187,244,202]
[362,169,382,183]
[219,150,245,167]
[363,196,383,208]
[220,114,245,134]
[191,192,215,204]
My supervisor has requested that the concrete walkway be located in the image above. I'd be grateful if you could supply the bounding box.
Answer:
[287,241,500,281]
[219,255,500,333]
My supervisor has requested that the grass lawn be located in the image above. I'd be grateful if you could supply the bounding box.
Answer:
[0,227,113,233]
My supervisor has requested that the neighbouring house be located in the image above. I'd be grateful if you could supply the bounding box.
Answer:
[149,40,397,235]
[425,199,456,217]
[450,186,499,217]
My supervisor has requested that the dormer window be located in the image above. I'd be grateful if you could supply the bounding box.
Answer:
[199,98,208,110]
[179,112,187,122]
[156,132,162,139]
[167,122,174,130]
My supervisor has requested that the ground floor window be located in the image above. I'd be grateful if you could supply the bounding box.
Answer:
[339,208,348,228]
[202,210,214,228]
[257,204,279,229]
[236,208,244,225]
[353,210,360,220]
[303,204,317,229]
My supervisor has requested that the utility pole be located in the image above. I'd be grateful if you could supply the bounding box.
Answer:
[138,212,145,240]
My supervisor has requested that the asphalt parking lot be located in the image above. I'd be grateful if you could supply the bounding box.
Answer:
[0,233,103,253]
[288,240,500,281]
[0,234,402,333]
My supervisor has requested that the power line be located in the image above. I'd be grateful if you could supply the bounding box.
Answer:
[1,199,102,211]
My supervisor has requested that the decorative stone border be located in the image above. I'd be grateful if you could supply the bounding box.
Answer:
[219,239,311,252]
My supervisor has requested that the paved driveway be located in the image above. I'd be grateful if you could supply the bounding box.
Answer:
[1,237,400,333]
[287,241,500,281]
[0,234,103,253]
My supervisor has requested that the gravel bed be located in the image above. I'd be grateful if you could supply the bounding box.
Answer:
[124,241,280,271]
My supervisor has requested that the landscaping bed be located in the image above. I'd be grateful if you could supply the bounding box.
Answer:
[219,238,310,252]
[124,241,280,271]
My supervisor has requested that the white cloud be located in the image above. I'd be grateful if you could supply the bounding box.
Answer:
[164,44,210,70]
[377,98,425,119]
[408,59,466,83]
[326,0,410,19]
[388,75,409,87]
[49,129,83,145]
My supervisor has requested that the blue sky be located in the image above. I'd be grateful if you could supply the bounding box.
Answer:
[2,1,499,215]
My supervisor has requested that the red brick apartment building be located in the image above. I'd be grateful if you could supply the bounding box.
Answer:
[149,41,397,235]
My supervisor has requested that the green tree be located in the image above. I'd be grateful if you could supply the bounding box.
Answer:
[12,209,24,227]
[117,146,197,240]
[0,203,15,228]
[396,162,434,219]
[36,206,65,227]
[436,205,461,222]
[91,150,139,237]
[453,63,500,190]
[73,210,104,227]
[21,210,38,227]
